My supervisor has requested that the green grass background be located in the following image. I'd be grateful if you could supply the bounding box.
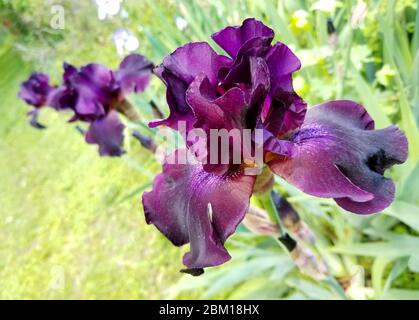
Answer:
[0,46,186,299]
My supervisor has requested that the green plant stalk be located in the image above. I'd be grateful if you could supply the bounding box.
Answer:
[337,26,353,98]
[412,0,419,55]
[256,192,282,232]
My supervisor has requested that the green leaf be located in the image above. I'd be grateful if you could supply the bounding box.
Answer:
[384,200,419,231]
[203,254,291,298]
[408,254,419,272]
[381,258,409,298]
[382,289,419,300]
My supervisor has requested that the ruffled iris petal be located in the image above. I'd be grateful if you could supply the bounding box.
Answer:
[212,18,274,59]
[260,43,307,137]
[142,149,256,269]
[150,42,232,131]
[266,42,301,93]
[85,110,125,156]
[261,90,307,138]
[186,74,248,131]
[70,63,114,119]
[114,54,153,95]
[149,68,196,131]
[18,72,53,107]
[269,100,408,214]
[63,62,77,83]
[48,86,77,111]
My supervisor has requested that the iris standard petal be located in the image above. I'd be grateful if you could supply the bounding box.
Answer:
[48,86,77,111]
[260,43,307,136]
[212,18,274,59]
[85,110,125,156]
[63,62,77,83]
[149,42,231,131]
[186,74,258,169]
[265,42,301,93]
[268,100,408,214]
[18,72,53,107]
[114,53,153,95]
[70,63,114,119]
[261,90,307,137]
[186,74,248,131]
[149,69,196,131]
[162,42,231,85]
[142,149,256,269]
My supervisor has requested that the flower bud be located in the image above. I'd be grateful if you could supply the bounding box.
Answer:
[272,191,315,243]
[132,131,157,153]
[242,206,280,236]
[290,244,329,280]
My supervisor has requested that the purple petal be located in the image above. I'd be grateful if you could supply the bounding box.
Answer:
[18,72,53,107]
[63,62,77,83]
[261,89,307,137]
[149,68,195,132]
[259,43,306,136]
[150,42,231,131]
[212,18,274,59]
[85,111,125,156]
[142,149,256,269]
[114,54,153,95]
[249,56,270,105]
[266,42,301,93]
[269,100,408,214]
[186,74,248,131]
[259,124,296,157]
[47,86,77,111]
[70,63,114,119]
[220,38,273,85]
[186,74,255,168]
[162,42,231,85]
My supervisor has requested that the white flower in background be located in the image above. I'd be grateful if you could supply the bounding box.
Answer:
[312,0,342,13]
[351,0,368,28]
[291,10,309,30]
[120,8,129,19]
[174,16,188,31]
[112,28,139,56]
[95,0,123,20]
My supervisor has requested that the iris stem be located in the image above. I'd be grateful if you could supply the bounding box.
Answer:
[256,192,284,237]
[337,2,354,98]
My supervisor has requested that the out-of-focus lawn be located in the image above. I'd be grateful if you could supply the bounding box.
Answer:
[0,47,185,299]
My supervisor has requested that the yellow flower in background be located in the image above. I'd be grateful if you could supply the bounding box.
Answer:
[290,10,310,32]
[376,64,396,87]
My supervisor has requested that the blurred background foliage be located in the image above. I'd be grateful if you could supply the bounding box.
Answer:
[0,0,418,299]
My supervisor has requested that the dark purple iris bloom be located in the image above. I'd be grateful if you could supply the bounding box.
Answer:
[18,73,55,129]
[143,19,408,272]
[268,100,407,214]
[49,54,153,156]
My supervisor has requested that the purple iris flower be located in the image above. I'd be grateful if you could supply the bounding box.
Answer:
[48,54,153,156]
[144,18,407,272]
[18,73,55,129]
